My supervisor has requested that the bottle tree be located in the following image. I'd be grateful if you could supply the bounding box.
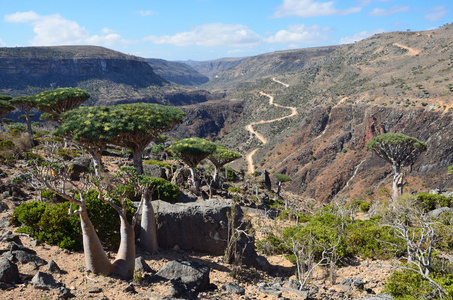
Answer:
[169,137,217,191]
[9,96,37,146]
[34,87,90,122]
[0,96,14,133]
[366,133,427,201]
[108,103,184,175]
[207,144,242,185]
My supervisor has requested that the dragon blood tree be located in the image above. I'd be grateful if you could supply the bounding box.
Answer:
[207,144,242,185]
[366,133,427,201]
[0,96,15,133]
[108,103,184,175]
[169,137,217,191]
[57,106,117,175]
[34,87,90,123]
[9,96,37,146]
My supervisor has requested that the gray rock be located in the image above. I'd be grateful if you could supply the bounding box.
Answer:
[155,260,210,296]
[429,207,453,218]
[123,283,136,293]
[31,271,58,289]
[342,277,364,290]
[221,282,245,295]
[135,257,153,273]
[88,286,102,293]
[0,258,19,283]
[3,250,47,266]
[47,260,62,274]
[449,255,453,263]
[143,164,167,179]
[152,199,265,269]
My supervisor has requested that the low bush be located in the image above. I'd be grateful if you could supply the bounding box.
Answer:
[11,190,137,251]
[415,192,452,212]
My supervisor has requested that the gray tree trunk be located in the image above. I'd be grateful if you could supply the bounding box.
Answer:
[132,150,144,175]
[79,207,112,275]
[25,111,34,146]
[112,217,135,280]
[139,193,158,253]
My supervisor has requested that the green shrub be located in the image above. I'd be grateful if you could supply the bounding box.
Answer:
[22,152,44,161]
[10,201,47,233]
[277,209,312,222]
[40,190,66,203]
[115,177,180,204]
[0,140,14,151]
[384,268,453,299]
[228,186,243,194]
[144,159,175,169]
[83,190,136,249]
[415,192,452,212]
[256,233,287,255]
[11,190,137,251]
[57,148,80,160]
[8,123,26,137]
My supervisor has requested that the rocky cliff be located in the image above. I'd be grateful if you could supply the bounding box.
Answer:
[259,104,453,202]
[0,46,167,90]
[145,58,209,86]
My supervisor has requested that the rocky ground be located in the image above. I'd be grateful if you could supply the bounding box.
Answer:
[0,152,398,300]
[0,198,397,300]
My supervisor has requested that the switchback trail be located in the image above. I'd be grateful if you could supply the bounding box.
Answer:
[245,79,298,173]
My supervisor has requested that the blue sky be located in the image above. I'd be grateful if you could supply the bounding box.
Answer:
[0,0,450,61]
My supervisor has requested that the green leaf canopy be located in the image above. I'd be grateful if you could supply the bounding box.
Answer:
[366,133,427,169]
[169,137,217,168]
[108,103,184,153]
[34,87,90,121]
[207,144,242,168]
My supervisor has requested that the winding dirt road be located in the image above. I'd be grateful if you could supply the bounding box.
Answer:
[245,79,298,173]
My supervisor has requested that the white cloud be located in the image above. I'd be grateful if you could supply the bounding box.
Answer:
[266,24,330,44]
[272,0,361,18]
[4,11,40,23]
[144,23,262,47]
[369,6,409,16]
[101,27,115,34]
[0,38,6,47]
[339,29,385,44]
[424,6,447,22]
[4,11,130,47]
[136,10,158,17]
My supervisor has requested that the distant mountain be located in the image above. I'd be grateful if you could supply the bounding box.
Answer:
[182,57,247,79]
[0,46,212,106]
[0,46,167,89]
[145,58,209,86]
[189,46,339,91]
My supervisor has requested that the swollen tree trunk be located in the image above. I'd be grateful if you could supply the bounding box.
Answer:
[112,216,136,280]
[25,111,34,146]
[79,207,112,275]
[132,150,144,175]
[139,193,158,253]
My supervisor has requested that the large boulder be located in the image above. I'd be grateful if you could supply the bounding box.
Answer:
[0,258,19,284]
[153,199,237,254]
[152,199,264,268]
[154,260,210,298]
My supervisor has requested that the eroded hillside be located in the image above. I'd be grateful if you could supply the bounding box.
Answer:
[219,24,453,202]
